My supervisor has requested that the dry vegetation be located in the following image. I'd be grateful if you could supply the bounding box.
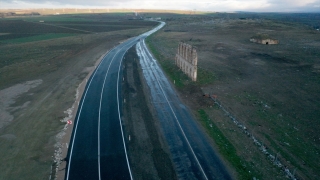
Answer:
[147,13,320,180]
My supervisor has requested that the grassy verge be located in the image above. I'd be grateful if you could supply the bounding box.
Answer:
[197,109,261,180]
[145,35,187,88]
[145,34,215,88]
[237,91,317,179]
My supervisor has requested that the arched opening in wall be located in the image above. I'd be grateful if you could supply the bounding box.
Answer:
[190,68,192,77]
[183,62,185,72]
[266,42,269,45]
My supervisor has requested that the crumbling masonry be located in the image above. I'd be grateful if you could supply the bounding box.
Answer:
[175,42,198,81]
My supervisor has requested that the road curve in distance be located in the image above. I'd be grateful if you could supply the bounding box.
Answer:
[65,22,164,180]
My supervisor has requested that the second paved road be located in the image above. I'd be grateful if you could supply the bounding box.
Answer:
[136,40,232,180]
[65,21,231,180]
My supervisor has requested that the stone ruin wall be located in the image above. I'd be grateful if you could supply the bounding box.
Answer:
[175,42,198,81]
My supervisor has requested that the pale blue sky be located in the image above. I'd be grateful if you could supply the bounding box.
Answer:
[1,0,320,12]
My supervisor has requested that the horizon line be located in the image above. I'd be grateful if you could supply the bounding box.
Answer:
[0,8,320,14]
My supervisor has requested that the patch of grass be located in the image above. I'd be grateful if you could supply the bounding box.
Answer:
[238,92,319,179]
[61,24,144,32]
[0,20,85,34]
[256,108,278,122]
[1,33,77,44]
[145,34,215,88]
[197,109,261,180]
[145,35,187,88]
[196,67,215,85]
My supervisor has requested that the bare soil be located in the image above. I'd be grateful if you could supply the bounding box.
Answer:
[122,47,177,180]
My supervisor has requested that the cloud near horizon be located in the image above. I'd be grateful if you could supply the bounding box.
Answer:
[1,0,320,12]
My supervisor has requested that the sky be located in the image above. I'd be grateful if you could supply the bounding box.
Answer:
[1,0,320,12]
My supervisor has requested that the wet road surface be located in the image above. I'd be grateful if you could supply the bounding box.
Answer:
[136,40,232,180]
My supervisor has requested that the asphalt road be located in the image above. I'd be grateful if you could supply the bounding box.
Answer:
[65,22,165,180]
[65,21,231,180]
[136,40,232,180]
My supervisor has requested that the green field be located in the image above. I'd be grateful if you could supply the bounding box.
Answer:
[0,14,158,44]
[197,109,260,180]
[1,33,77,44]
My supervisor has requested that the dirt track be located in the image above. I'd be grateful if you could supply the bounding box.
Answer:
[122,46,177,180]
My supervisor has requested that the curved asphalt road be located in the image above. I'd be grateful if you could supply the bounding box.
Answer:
[65,20,231,180]
[65,22,165,180]
[136,40,232,180]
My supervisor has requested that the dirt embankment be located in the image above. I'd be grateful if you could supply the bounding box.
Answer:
[122,46,177,180]
[54,48,109,180]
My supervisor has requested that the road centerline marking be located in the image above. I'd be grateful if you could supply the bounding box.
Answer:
[98,48,122,180]
[116,43,137,180]
[66,21,164,180]
[66,47,117,180]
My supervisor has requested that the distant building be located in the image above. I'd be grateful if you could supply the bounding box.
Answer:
[125,13,141,20]
[7,12,16,16]
[30,12,40,16]
[250,34,279,45]
[0,12,16,18]
[145,17,161,21]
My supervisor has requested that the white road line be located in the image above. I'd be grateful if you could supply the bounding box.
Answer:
[98,48,123,180]
[67,22,164,180]
[66,47,116,180]
[139,40,208,180]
